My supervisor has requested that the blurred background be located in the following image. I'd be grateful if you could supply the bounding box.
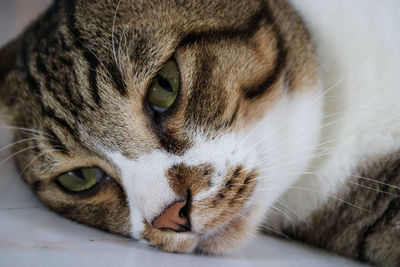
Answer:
[0,0,51,46]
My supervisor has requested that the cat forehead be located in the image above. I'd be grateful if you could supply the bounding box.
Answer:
[69,0,273,68]
[60,0,280,101]
[72,0,263,29]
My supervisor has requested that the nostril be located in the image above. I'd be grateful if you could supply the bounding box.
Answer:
[179,190,191,219]
[152,197,192,232]
[179,205,187,218]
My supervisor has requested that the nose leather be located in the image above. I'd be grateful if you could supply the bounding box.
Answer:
[153,200,190,232]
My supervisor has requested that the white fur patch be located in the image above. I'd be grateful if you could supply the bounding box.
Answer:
[274,0,400,226]
[108,151,177,224]
[242,88,323,227]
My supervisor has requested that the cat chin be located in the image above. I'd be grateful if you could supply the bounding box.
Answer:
[140,224,198,253]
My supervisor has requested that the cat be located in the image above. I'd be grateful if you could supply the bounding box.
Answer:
[0,0,399,265]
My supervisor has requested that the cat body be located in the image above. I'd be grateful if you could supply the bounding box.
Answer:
[267,1,400,264]
[283,0,400,217]
[0,0,399,265]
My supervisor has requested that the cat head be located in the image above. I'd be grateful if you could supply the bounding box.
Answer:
[0,0,322,253]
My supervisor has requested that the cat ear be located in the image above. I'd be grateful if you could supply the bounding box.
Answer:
[0,38,19,109]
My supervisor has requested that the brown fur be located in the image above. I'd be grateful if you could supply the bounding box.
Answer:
[191,165,258,233]
[167,163,214,197]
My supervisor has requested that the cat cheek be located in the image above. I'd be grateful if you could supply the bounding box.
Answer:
[190,166,258,233]
[195,206,259,254]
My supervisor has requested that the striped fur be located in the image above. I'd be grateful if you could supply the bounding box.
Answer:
[266,151,400,266]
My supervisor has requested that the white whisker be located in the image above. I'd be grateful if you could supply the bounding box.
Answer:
[270,205,296,234]
[275,199,312,229]
[18,149,60,178]
[0,146,41,168]
[0,137,48,154]
[253,186,370,212]
[0,126,52,138]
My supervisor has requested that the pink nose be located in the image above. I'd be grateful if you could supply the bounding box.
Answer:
[152,201,191,232]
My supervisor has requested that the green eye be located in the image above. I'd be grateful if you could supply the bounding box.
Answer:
[57,167,104,192]
[148,59,180,112]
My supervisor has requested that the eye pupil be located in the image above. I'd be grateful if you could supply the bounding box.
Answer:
[72,169,85,180]
[157,75,174,93]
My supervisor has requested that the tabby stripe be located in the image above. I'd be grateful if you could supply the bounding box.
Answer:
[362,161,400,218]
[47,128,70,155]
[83,50,102,106]
[60,75,74,106]
[242,39,286,99]
[178,2,271,47]
[64,82,83,114]
[41,105,77,139]
[30,19,83,115]
[185,53,227,131]
[242,5,287,99]
[47,114,75,137]
[186,49,241,129]
[64,51,94,112]
[21,45,54,128]
[64,0,101,106]
[39,98,84,152]
[35,54,79,118]
[106,63,128,97]
[358,196,400,261]
[357,162,400,260]
[64,0,127,100]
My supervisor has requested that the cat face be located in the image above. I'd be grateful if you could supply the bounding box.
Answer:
[0,0,322,253]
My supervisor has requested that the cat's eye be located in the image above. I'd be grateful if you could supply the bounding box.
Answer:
[56,167,104,192]
[148,59,180,112]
